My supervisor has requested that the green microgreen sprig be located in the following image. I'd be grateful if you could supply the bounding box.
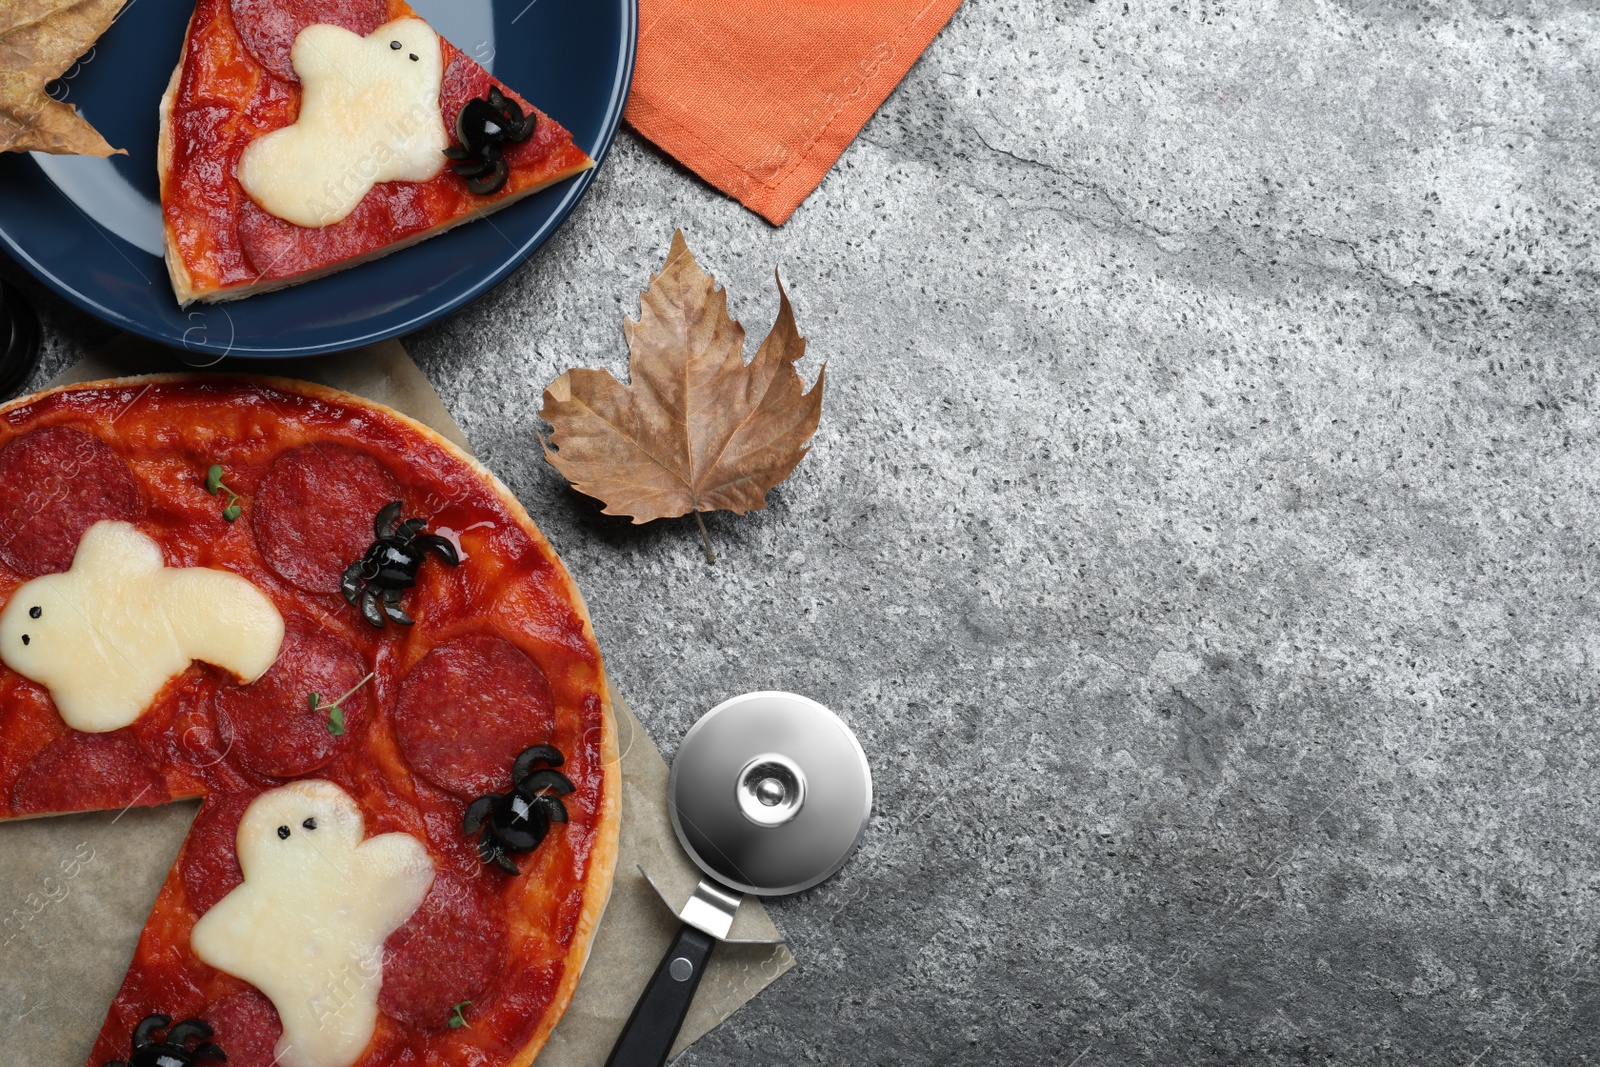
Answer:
[448,1001,471,1029]
[308,672,375,737]
[204,464,243,522]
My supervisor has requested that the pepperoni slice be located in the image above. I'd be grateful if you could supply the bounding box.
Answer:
[0,427,140,577]
[253,444,399,593]
[180,789,258,915]
[438,54,563,172]
[10,731,167,816]
[440,51,495,134]
[379,871,507,1028]
[229,0,387,82]
[130,677,254,797]
[238,184,432,282]
[394,635,555,797]
[204,990,283,1067]
[215,623,370,778]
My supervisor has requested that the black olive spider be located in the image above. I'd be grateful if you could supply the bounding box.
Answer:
[341,501,459,628]
[443,86,537,196]
[103,1013,226,1067]
[463,745,573,875]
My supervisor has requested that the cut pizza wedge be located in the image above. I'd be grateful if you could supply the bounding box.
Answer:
[157,0,596,305]
[0,377,619,1067]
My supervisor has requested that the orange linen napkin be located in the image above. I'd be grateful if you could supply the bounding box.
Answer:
[624,0,965,225]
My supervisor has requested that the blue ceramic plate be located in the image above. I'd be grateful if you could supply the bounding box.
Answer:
[0,0,636,359]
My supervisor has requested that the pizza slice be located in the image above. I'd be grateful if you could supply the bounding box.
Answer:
[0,377,620,1067]
[157,0,596,305]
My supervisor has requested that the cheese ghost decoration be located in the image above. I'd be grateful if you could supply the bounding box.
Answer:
[0,521,284,733]
[192,781,435,1067]
[237,18,447,227]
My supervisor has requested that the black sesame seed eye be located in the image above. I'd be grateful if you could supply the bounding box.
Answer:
[409,53,418,61]
[277,825,290,840]
[28,606,40,619]
[390,40,401,49]
[302,817,317,831]
[21,635,29,646]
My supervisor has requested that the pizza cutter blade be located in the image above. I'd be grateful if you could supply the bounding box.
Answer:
[605,691,872,1067]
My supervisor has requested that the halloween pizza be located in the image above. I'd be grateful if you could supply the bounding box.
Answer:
[158,0,595,304]
[0,376,619,1067]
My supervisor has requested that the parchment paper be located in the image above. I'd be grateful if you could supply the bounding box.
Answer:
[0,336,794,1065]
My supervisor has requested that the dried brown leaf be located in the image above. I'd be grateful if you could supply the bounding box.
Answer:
[540,231,825,559]
[0,0,128,156]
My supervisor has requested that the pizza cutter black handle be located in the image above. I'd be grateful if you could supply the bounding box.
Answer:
[604,923,716,1067]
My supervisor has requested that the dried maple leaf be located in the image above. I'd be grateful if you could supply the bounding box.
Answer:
[0,0,129,157]
[541,230,825,563]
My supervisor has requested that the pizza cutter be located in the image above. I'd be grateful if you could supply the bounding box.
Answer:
[605,691,873,1067]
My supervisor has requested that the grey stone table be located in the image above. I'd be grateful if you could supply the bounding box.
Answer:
[7,0,1599,1062]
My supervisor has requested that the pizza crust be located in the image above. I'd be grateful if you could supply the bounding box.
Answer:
[156,8,200,305]
[0,374,621,1067]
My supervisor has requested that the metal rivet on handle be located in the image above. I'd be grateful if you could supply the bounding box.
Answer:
[669,957,693,982]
